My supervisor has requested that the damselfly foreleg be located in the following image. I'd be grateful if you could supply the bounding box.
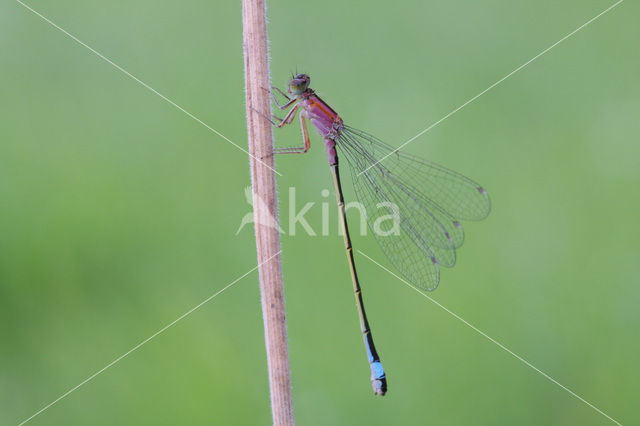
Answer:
[261,86,296,110]
[253,103,299,128]
[270,86,295,110]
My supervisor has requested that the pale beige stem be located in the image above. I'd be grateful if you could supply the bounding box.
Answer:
[242,1,295,425]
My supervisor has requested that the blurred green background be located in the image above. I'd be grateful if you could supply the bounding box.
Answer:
[2,0,638,424]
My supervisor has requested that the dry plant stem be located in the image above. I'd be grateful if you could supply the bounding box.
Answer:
[242,0,295,425]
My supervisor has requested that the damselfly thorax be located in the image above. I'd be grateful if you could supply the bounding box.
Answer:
[299,91,344,165]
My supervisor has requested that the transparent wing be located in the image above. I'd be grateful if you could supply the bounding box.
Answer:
[337,126,490,291]
[344,126,491,222]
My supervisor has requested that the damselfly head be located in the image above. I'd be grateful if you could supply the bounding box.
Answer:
[288,73,310,95]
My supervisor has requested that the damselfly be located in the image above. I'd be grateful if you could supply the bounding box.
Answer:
[263,73,490,396]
